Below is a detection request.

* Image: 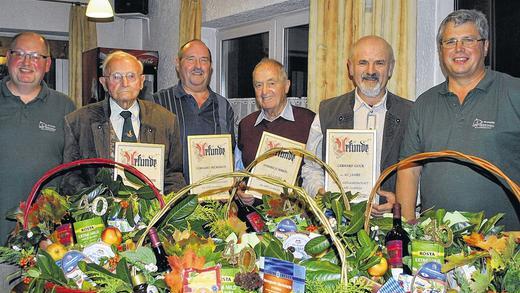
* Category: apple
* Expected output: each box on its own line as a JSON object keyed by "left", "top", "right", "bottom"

{"left": 101, "top": 226, "right": 123, "bottom": 246}
{"left": 46, "top": 242, "right": 68, "bottom": 261}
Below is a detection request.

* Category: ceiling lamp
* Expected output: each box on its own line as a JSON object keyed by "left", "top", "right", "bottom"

{"left": 86, "top": 0, "right": 114, "bottom": 19}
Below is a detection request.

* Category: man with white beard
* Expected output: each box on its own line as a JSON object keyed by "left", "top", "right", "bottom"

{"left": 301, "top": 36, "right": 413, "bottom": 214}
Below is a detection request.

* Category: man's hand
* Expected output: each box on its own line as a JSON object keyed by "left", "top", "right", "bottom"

{"left": 371, "top": 189, "right": 396, "bottom": 216}
{"left": 237, "top": 181, "right": 256, "bottom": 205}
{"left": 317, "top": 187, "right": 326, "bottom": 196}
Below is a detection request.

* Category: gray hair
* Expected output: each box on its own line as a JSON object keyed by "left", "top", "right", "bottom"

{"left": 101, "top": 50, "right": 143, "bottom": 76}
{"left": 437, "top": 9, "right": 489, "bottom": 45}
{"left": 252, "top": 58, "right": 288, "bottom": 81}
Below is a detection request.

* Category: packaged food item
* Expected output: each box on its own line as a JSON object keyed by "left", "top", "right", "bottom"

{"left": 220, "top": 267, "right": 242, "bottom": 293}
{"left": 411, "top": 262, "right": 447, "bottom": 293}
{"left": 82, "top": 242, "right": 115, "bottom": 265}
{"left": 282, "top": 233, "right": 312, "bottom": 260}
{"left": 60, "top": 250, "right": 94, "bottom": 288}
{"left": 182, "top": 265, "right": 221, "bottom": 292}
{"left": 73, "top": 217, "right": 105, "bottom": 246}
{"left": 259, "top": 257, "right": 306, "bottom": 293}
{"left": 55, "top": 223, "right": 74, "bottom": 246}
{"left": 411, "top": 240, "right": 444, "bottom": 274}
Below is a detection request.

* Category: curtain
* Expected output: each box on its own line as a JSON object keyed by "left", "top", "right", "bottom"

{"left": 307, "top": 0, "right": 416, "bottom": 111}
{"left": 179, "top": 0, "right": 202, "bottom": 47}
{"left": 68, "top": 5, "right": 97, "bottom": 107}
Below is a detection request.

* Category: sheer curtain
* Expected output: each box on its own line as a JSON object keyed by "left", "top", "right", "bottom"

{"left": 179, "top": 0, "right": 202, "bottom": 47}
{"left": 68, "top": 5, "right": 97, "bottom": 107}
{"left": 307, "top": 0, "right": 416, "bottom": 111}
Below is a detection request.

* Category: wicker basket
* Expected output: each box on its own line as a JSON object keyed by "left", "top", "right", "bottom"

{"left": 363, "top": 150, "right": 520, "bottom": 231}
{"left": 137, "top": 170, "right": 349, "bottom": 283}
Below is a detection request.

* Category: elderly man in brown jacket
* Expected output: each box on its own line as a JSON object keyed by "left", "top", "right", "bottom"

{"left": 62, "top": 51, "right": 185, "bottom": 194}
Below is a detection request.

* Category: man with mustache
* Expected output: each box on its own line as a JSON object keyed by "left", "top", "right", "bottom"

{"left": 0, "top": 31, "right": 75, "bottom": 289}
{"left": 397, "top": 10, "right": 520, "bottom": 229}
{"left": 149, "top": 39, "right": 235, "bottom": 183}
{"left": 302, "top": 36, "right": 413, "bottom": 214}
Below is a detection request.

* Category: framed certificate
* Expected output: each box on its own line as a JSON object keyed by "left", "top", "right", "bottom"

{"left": 325, "top": 129, "right": 377, "bottom": 202}
{"left": 187, "top": 134, "right": 234, "bottom": 201}
{"left": 248, "top": 132, "right": 305, "bottom": 198}
{"left": 115, "top": 142, "right": 165, "bottom": 193}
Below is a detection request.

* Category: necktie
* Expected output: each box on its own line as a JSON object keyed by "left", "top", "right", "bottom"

{"left": 120, "top": 111, "right": 137, "bottom": 142}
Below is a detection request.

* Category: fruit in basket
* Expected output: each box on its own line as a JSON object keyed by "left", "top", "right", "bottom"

{"left": 101, "top": 226, "right": 123, "bottom": 246}
{"left": 368, "top": 255, "right": 388, "bottom": 277}
{"left": 46, "top": 242, "right": 68, "bottom": 261}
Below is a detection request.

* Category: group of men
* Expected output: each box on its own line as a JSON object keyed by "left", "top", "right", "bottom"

{"left": 1, "top": 9, "right": 519, "bottom": 253}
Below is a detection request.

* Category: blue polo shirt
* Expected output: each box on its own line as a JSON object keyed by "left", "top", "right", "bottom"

{"left": 0, "top": 77, "right": 75, "bottom": 244}
{"left": 400, "top": 70, "right": 520, "bottom": 229}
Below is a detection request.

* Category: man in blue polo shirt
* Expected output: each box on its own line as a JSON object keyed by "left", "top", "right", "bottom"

{"left": 0, "top": 32, "right": 75, "bottom": 289}
{"left": 150, "top": 39, "right": 235, "bottom": 183}
{"left": 397, "top": 10, "right": 520, "bottom": 229}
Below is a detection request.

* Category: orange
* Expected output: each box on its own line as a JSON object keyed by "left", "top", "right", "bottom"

{"left": 367, "top": 256, "right": 388, "bottom": 277}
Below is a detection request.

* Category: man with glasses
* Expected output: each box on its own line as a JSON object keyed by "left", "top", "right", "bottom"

{"left": 149, "top": 39, "right": 235, "bottom": 183}
{"left": 397, "top": 10, "right": 520, "bottom": 229}
{"left": 62, "top": 51, "right": 185, "bottom": 195}
{"left": 0, "top": 32, "right": 75, "bottom": 245}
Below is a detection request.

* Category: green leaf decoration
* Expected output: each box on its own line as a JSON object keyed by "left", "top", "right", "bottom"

{"left": 341, "top": 201, "right": 366, "bottom": 235}
{"left": 82, "top": 184, "right": 108, "bottom": 202}
{"left": 162, "top": 194, "right": 198, "bottom": 223}
{"left": 115, "top": 258, "right": 132, "bottom": 284}
{"left": 442, "top": 251, "right": 488, "bottom": 273}
{"left": 331, "top": 197, "right": 344, "bottom": 229}
{"left": 469, "top": 270, "right": 493, "bottom": 293}
{"left": 504, "top": 267, "right": 520, "bottom": 293}
{"left": 36, "top": 250, "right": 67, "bottom": 285}
{"left": 479, "top": 213, "right": 504, "bottom": 235}
{"left": 357, "top": 230, "right": 372, "bottom": 248}
{"left": 304, "top": 236, "right": 330, "bottom": 256}
{"left": 95, "top": 168, "right": 113, "bottom": 185}
{"left": 136, "top": 185, "right": 156, "bottom": 200}
{"left": 121, "top": 247, "right": 157, "bottom": 266}
{"left": 358, "top": 255, "right": 381, "bottom": 271}
{"left": 123, "top": 169, "right": 145, "bottom": 187}
{"left": 301, "top": 260, "right": 341, "bottom": 287}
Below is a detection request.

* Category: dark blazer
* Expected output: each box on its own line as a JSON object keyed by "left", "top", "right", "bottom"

{"left": 319, "top": 90, "right": 413, "bottom": 193}
{"left": 62, "top": 98, "right": 185, "bottom": 195}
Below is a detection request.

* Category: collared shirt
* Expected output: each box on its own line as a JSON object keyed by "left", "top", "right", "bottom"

{"left": 301, "top": 89, "right": 388, "bottom": 198}
{"left": 353, "top": 90, "right": 388, "bottom": 181}
{"left": 235, "top": 101, "right": 294, "bottom": 169}
{"left": 109, "top": 98, "right": 140, "bottom": 141}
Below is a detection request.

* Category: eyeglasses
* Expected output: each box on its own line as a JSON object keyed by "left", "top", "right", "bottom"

{"left": 104, "top": 72, "right": 140, "bottom": 83}
{"left": 440, "top": 37, "right": 486, "bottom": 49}
{"left": 8, "top": 50, "right": 49, "bottom": 62}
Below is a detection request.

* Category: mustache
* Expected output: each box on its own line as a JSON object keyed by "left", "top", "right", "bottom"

{"left": 191, "top": 68, "right": 205, "bottom": 74}
{"left": 362, "top": 73, "right": 379, "bottom": 81}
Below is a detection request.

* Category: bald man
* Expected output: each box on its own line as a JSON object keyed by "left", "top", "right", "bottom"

{"left": 302, "top": 35, "right": 413, "bottom": 214}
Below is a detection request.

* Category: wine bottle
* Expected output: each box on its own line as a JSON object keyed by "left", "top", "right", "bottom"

{"left": 385, "top": 203, "right": 411, "bottom": 278}
{"left": 234, "top": 196, "right": 265, "bottom": 233}
{"left": 131, "top": 269, "right": 159, "bottom": 293}
{"left": 148, "top": 227, "right": 171, "bottom": 273}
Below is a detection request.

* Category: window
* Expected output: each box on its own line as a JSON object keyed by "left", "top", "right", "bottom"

{"left": 216, "top": 10, "right": 309, "bottom": 99}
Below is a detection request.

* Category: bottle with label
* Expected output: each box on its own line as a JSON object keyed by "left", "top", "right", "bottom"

{"left": 148, "top": 227, "right": 171, "bottom": 273}
{"left": 234, "top": 196, "right": 266, "bottom": 233}
{"left": 385, "top": 203, "right": 411, "bottom": 278}
{"left": 131, "top": 270, "right": 159, "bottom": 293}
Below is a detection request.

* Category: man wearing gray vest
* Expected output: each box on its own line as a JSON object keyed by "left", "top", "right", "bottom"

{"left": 302, "top": 36, "right": 413, "bottom": 214}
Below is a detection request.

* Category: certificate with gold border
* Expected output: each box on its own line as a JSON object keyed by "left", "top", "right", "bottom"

{"left": 325, "top": 129, "right": 377, "bottom": 202}
{"left": 187, "top": 134, "right": 234, "bottom": 201}
{"left": 248, "top": 132, "right": 305, "bottom": 198}
{"left": 115, "top": 142, "right": 165, "bottom": 193}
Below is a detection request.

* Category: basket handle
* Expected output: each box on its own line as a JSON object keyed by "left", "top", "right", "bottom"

{"left": 23, "top": 158, "right": 165, "bottom": 229}
{"left": 364, "top": 150, "right": 520, "bottom": 231}
{"left": 137, "top": 171, "right": 349, "bottom": 284}
{"left": 242, "top": 147, "right": 350, "bottom": 211}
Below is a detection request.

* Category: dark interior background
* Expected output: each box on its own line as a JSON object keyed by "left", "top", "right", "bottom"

{"left": 456, "top": 0, "right": 520, "bottom": 77}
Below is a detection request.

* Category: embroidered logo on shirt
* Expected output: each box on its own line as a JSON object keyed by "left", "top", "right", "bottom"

{"left": 472, "top": 118, "right": 495, "bottom": 130}
{"left": 39, "top": 121, "right": 57, "bottom": 132}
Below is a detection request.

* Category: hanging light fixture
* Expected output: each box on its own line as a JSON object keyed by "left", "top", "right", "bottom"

{"left": 86, "top": 0, "right": 114, "bottom": 19}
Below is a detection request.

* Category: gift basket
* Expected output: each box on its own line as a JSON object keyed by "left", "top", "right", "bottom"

{"left": 361, "top": 150, "right": 520, "bottom": 293}
{"left": 1, "top": 158, "right": 166, "bottom": 292}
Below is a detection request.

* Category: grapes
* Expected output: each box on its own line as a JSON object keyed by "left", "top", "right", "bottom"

{"left": 234, "top": 272, "right": 263, "bottom": 291}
